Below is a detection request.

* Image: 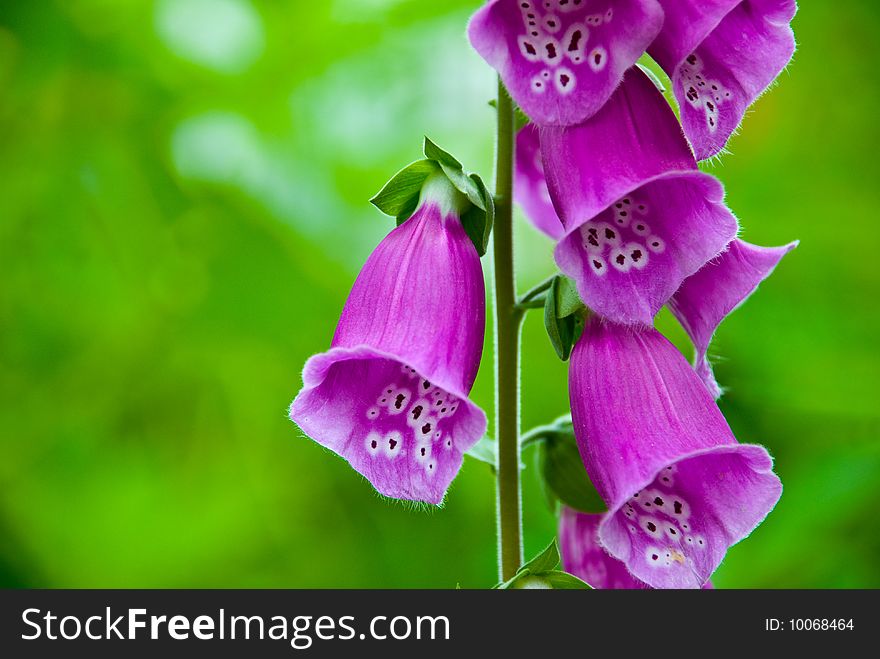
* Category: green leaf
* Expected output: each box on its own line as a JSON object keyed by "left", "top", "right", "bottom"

{"left": 465, "top": 435, "right": 496, "bottom": 467}
{"left": 369, "top": 159, "right": 439, "bottom": 219}
{"left": 543, "top": 276, "right": 586, "bottom": 361}
{"left": 538, "top": 431, "right": 606, "bottom": 514}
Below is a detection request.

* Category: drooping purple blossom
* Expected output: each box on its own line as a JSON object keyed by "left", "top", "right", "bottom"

{"left": 649, "top": 0, "right": 798, "bottom": 160}
{"left": 468, "top": 0, "right": 664, "bottom": 127}
{"left": 670, "top": 238, "right": 798, "bottom": 398}
{"left": 540, "top": 67, "right": 738, "bottom": 325}
{"left": 290, "top": 175, "right": 488, "bottom": 505}
{"left": 569, "top": 317, "right": 782, "bottom": 588}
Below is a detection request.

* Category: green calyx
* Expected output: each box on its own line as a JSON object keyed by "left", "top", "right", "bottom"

{"left": 369, "top": 137, "right": 495, "bottom": 256}
{"left": 543, "top": 275, "right": 588, "bottom": 361}
{"left": 495, "top": 539, "right": 591, "bottom": 590}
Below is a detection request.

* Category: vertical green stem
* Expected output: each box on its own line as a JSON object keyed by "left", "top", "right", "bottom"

{"left": 493, "top": 78, "right": 523, "bottom": 581}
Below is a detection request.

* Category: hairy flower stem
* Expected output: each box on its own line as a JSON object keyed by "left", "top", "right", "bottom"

{"left": 493, "top": 78, "right": 523, "bottom": 581}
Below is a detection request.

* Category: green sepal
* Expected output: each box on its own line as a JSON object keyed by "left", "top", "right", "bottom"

{"left": 537, "top": 426, "right": 607, "bottom": 515}
{"left": 370, "top": 159, "right": 440, "bottom": 219}
{"left": 521, "top": 538, "right": 560, "bottom": 574}
{"left": 464, "top": 435, "right": 497, "bottom": 467}
{"left": 538, "top": 571, "right": 592, "bottom": 589}
{"left": 636, "top": 61, "right": 667, "bottom": 93}
{"left": 423, "top": 137, "right": 494, "bottom": 256}
{"left": 495, "top": 539, "right": 592, "bottom": 589}
{"left": 543, "top": 275, "right": 587, "bottom": 361}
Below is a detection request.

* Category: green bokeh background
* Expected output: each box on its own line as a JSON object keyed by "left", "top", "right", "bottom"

{"left": 1, "top": 0, "right": 877, "bottom": 588}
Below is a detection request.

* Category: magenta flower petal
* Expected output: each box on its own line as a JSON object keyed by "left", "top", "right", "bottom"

{"left": 290, "top": 187, "right": 487, "bottom": 505}
{"left": 650, "top": 0, "right": 798, "bottom": 160}
{"left": 569, "top": 318, "right": 781, "bottom": 588}
{"left": 670, "top": 238, "right": 798, "bottom": 398}
{"left": 468, "top": 0, "right": 664, "bottom": 126}
{"left": 559, "top": 507, "right": 646, "bottom": 589}
{"left": 540, "top": 68, "right": 737, "bottom": 325}
{"left": 515, "top": 124, "right": 564, "bottom": 239}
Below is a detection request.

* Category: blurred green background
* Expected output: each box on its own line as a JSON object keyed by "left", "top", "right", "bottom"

{"left": 1, "top": 0, "right": 877, "bottom": 588}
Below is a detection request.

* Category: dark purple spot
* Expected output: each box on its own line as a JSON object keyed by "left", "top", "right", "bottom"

{"left": 674, "top": 501, "right": 683, "bottom": 514}
{"left": 615, "top": 254, "right": 626, "bottom": 265}
{"left": 394, "top": 394, "right": 406, "bottom": 409}
{"left": 631, "top": 249, "right": 643, "bottom": 262}
{"left": 545, "top": 43, "right": 558, "bottom": 60}
{"left": 371, "top": 440, "right": 377, "bottom": 449}
{"left": 653, "top": 496, "right": 664, "bottom": 506}
{"left": 411, "top": 405, "right": 424, "bottom": 420}
{"left": 604, "top": 228, "right": 616, "bottom": 240}
{"left": 592, "top": 260, "right": 603, "bottom": 270}
{"left": 421, "top": 423, "right": 432, "bottom": 435}
{"left": 647, "top": 522, "right": 657, "bottom": 532}
{"left": 559, "top": 74, "right": 570, "bottom": 87}
{"left": 388, "top": 438, "right": 398, "bottom": 450}
{"left": 568, "top": 30, "right": 582, "bottom": 51}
